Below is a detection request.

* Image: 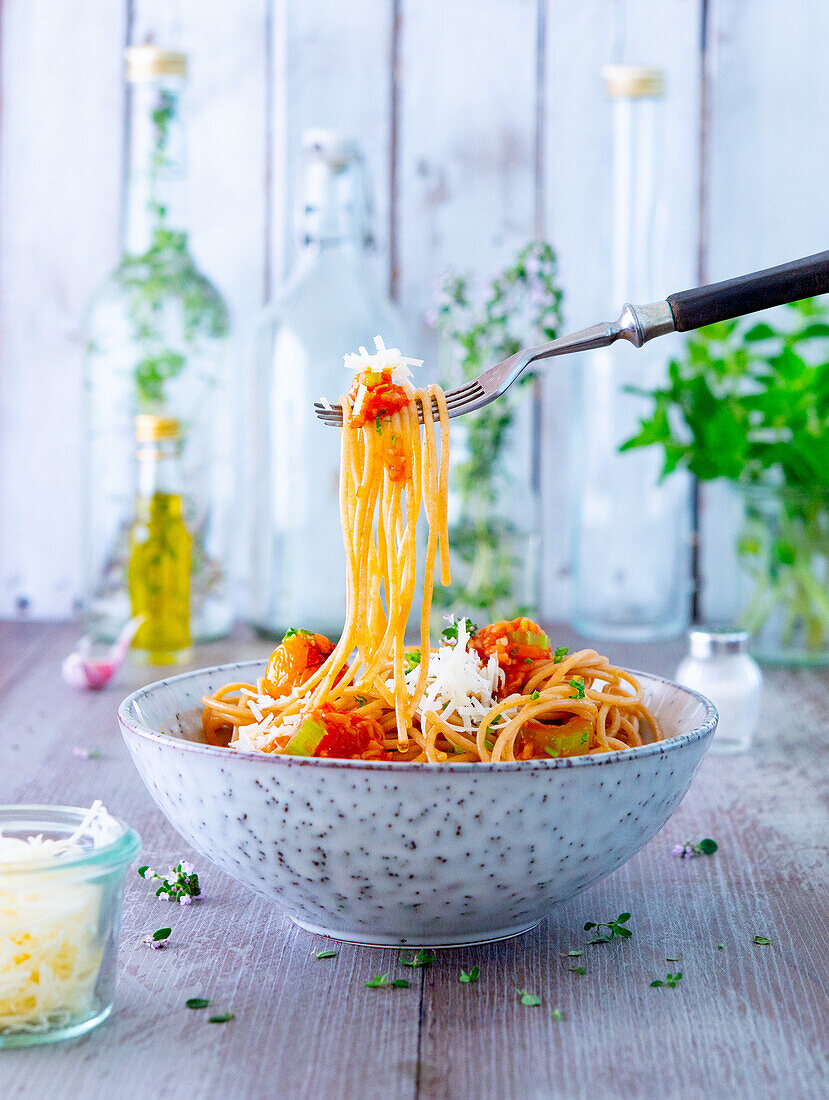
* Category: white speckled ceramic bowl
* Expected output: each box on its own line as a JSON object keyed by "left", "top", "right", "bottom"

{"left": 119, "top": 661, "right": 716, "bottom": 947}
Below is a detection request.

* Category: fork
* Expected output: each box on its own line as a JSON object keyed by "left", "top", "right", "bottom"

{"left": 314, "top": 249, "right": 829, "bottom": 425}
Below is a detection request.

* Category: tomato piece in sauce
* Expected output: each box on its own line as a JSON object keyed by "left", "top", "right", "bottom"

{"left": 311, "top": 706, "right": 389, "bottom": 760}
{"left": 469, "top": 617, "right": 552, "bottom": 696}
{"left": 347, "top": 367, "right": 409, "bottom": 430}
{"left": 264, "top": 629, "right": 335, "bottom": 698}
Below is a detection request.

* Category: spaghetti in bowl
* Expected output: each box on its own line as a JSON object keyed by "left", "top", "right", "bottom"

{"left": 119, "top": 661, "right": 716, "bottom": 947}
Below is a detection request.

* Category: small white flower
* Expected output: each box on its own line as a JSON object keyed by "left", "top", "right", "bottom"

{"left": 180, "top": 860, "right": 194, "bottom": 875}
{"left": 141, "top": 867, "right": 155, "bottom": 879}
{"left": 179, "top": 894, "right": 193, "bottom": 906}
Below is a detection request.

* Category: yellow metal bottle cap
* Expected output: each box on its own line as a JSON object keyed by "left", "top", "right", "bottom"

{"left": 135, "top": 414, "right": 181, "bottom": 442}
{"left": 603, "top": 65, "right": 665, "bottom": 98}
{"left": 125, "top": 46, "right": 187, "bottom": 82}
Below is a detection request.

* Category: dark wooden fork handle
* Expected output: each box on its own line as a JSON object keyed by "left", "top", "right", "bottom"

{"left": 667, "top": 250, "right": 829, "bottom": 332}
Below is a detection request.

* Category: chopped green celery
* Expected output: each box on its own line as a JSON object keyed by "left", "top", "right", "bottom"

{"left": 285, "top": 717, "right": 327, "bottom": 757}
{"left": 506, "top": 630, "right": 550, "bottom": 649}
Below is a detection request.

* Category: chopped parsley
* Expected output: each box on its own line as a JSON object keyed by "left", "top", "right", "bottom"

{"left": 354, "top": 695, "right": 367, "bottom": 707}
{"left": 531, "top": 690, "right": 540, "bottom": 700}
{"left": 441, "top": 618, "right": 478, "bottom": 645}
{"left": 399, "top": 949, "right": 436, "bottom": 969}
{"left": 375, "top": 415, "right": 382, "bottom": 435}
{"left": 208, "top": 1012, "right": 235, "bottom": 1024}
{"left": 583, "top": 911, "right": 632, "bottom": 944}
{"left": 315, "top": 950, "right": 338, "bottom": 959}
{"left": 567, "top": 950, "right": 583, "bottom": 957}
{"left": 569, "top": 677, "right": 586, "bottom": 700}
{"left": 516, "top": 989, "right": 542, "bottom": 1006}
{"left": 484, "top": 738, "right": 494, "bottom": 751}
{"left": 753, "top": 935, "right": 773, "bottom": 946}
{"left": 365, "top": 974, "right": 409, "bottom": 989}
{"left": 650, "top": 972, "right": 682, "bottom": 988}
{"left": 554, "top": 646, "right": 569, "bottom": 662}
{"left": 568, "top": 967, "right": 587, "bottom": 975}
{"left": 459, "top": 966, "right": 480, "bottom": 983}
{"left": 552, "top": 1008, "right": 564, "bottom": 1021}
{"left": 282, "top": 627, "right": 313, "bottom": 641}
{"left": 186, "top": 997, "right": 211, "bottom": 1010}
{"left": 404, "top": 650, "right": 422, "bottom": 673}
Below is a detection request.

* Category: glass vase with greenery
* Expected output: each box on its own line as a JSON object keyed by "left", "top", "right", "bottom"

{"left": 430, "top": 242, "right": 563, "bottom": 623}
{"left": 622, "top": 296, "right": 829, "bottom": 664}
{"left": 83, "top": 48, "right": 232, "bottom": 651}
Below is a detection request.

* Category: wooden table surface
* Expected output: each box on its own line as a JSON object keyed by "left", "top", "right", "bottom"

{"left": 1, "top": 620, "right": 827, "bottom": 1100}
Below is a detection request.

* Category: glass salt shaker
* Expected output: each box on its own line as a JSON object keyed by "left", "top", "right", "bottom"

{"left": 675, "top": 629, "right": 763, "bottom": 754}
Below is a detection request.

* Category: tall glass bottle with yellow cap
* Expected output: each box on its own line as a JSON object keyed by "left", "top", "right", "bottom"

{"left": 128, "top": 415, "right": 191, "bottom": 661}
{"left": 83, "top": 46, "right": 232, "bottom": 659}
{"left": 570, "top": 65, "right": 692, "bottom": 639}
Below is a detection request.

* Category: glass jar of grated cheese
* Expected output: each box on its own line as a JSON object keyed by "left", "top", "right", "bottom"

{"left": 0, "top": 803, "right": 140, "bottom": 1047}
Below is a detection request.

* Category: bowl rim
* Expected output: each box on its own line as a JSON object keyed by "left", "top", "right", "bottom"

{"left": 118, "top": 659, "right": 718, "bottom": 772}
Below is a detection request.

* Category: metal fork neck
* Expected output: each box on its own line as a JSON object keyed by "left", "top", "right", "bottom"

{"left": 615, "top": 300, "right": 676, "bottom": 347}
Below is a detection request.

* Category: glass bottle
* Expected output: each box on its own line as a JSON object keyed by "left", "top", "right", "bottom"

{"left": 570, "top": 66, "right": 692, "bottom": 640}
{"left": 83, "top": 46, "right": 232, "bottom": 650}
{"left": 251, "top": 130, "right": 411, "bottom": 637}
{"left": 128, "top": 415, "right": 191, "bottom": 663}
{"left": 675, "top": 628, "right": 762, "bottom": 753}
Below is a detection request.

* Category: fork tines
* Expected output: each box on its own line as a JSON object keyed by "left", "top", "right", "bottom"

{"left": 313, "top": 380, "right": 486, "bottom": 426}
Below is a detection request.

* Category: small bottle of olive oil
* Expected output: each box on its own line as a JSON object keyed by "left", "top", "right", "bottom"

{"left": 129, "top": 415, "right": 192, "bottom": 663}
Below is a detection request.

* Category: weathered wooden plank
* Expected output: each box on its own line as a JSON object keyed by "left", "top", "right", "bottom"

{"left": 269, "top": 0, "right": 395, "bottom": 290}
{"left": 0, "top": 624, "right": 421, "bottom": 1100}
{"left": 699, "top": 0, "right": 829, "bottom": 620}
{"left": 0, "top": 0, "right": 126, "bottom": 619}
{"left": 1, "top": 623, "right": 828, "bottom": 1098}
{"left": 418, "top": 670, "right": 829, "bottom": 1100}
{"left": 541, "top": 0, "right": 702, "bottom": 621}
{"left": 397, "top": 0, "right": 539, "bottom": 324}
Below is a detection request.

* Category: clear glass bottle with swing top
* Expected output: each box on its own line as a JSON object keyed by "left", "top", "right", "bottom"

{"left": 82, "top": 46, "right": 232, "bottom": 655}
{"left": 250, "top": 130, "right": 412, "bottom": 638}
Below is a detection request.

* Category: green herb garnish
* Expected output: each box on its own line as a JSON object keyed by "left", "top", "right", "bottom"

{"left": 354, "top": 695, "right": 367, "bottom": 707}
{"left": 441, "top": 618, "right": 478, "bottom": 645}
{"left": 459, "top": 966, "right": 480, "bottom": 983}
{"left": 531, "top": 690, "right": 540, "bottom": 700}
{"left": 365, "top": 974, "right": 409, "bottom": 989}
{"left": 375, "top": 416, "right": 382, "bottom": 435}
{"left": 650, "top": 972, "right": 682, "bottom": 988}
{"left": 552, "top": 1008, "right": 564, "bottom": 1021}
{"left": 569, "top": 967, "right": 587, "bottom": 975}
{"left": 404, "top": 650, "right": 422, "bottom": 673}
{"left": 399, "top": 949, "right": 436, "bottom": 969}
{"left": 554, "top": 646, "right": 569, "bottom": 662}
{"left": 753, "top": 935, "right": 773, "bottom": 946}
{"left": 517, "top": 989, "right": 542, "bottom": 1006}
{"left": 315, "top": 950, "right": 338, "bottom": 959}
{"left": 152, "top": 927, "right": 171, "bottom": 942}
{"left": 186, "top": 998, "right": 211, "bottom": 1010}
{"left": 208, "top": 1012, "right": 235, "bottom": 1023}
{"left": 583, "top": 912, "right": 632, "bottom": 944}
{"left": 567, "top": 950, "right": 583, "bottom": 957}
{"left": 569, "top": 677, "right": 586, "bottom": 700}
{"left": 283, "top": 627, "right": 313, "bottom": 641}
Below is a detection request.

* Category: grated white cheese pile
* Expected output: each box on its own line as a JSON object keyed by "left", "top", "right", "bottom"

{"left": 401, "top": 618, "right": 507, "bottom": 734}
{"left": 0, "top": 802, "right": 118, "bottom": 1034}
{"left": 343, "top": 334, "right": 423, "bottom": 390}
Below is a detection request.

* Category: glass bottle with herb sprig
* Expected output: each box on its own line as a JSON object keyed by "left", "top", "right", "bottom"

{"left": 431, "top": 242, "right": 563, "bottom": 625}
{"left": 83, "top": 46, "right": 232, "bottom": 652}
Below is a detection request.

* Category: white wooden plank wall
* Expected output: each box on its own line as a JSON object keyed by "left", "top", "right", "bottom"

{"left": 0, "top": 0, "right": 825, "bottom": 627}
